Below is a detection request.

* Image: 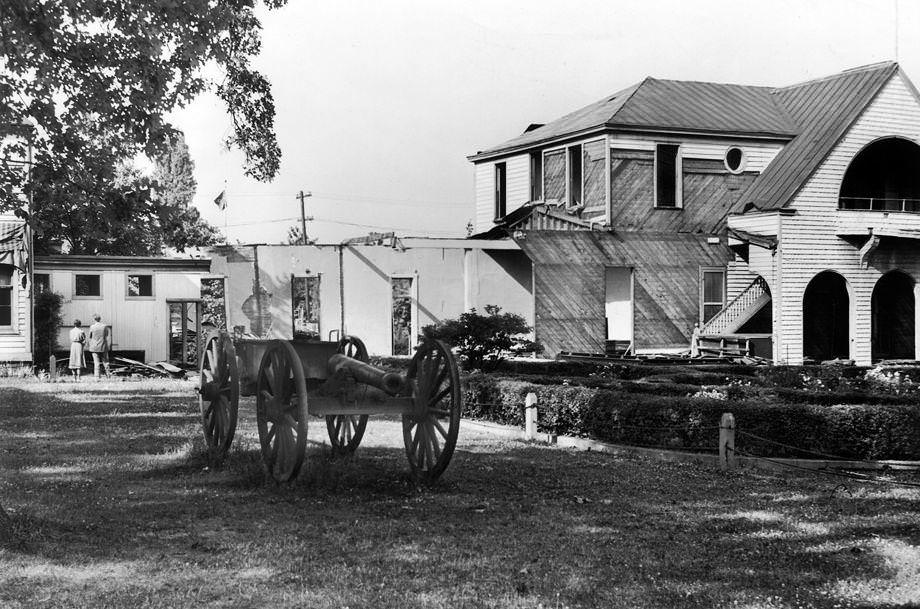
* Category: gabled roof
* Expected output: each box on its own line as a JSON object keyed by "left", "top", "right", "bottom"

{"left": 470, "top": 61, "right": 904, "bottom": 211}
{"left": 740, "top": 61, "right": 899, "bottom": 210}
{"left": 470, "top": 77, "right": 798, "bottom": 161}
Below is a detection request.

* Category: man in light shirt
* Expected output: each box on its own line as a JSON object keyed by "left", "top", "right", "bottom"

{"left": 87, "top": 313, "right": 112, "bottom": 379}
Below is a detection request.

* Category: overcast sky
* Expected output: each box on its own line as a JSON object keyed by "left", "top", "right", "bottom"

{"left": 173, "top": 0, "right": 920, "bottom": 245}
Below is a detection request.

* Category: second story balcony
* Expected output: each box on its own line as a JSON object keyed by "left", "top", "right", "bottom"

{"left": 839, "top": 197, "right": 920, "bottom": 213}
{"left": 838, "top": 136, "right": 920, "bottom": 214}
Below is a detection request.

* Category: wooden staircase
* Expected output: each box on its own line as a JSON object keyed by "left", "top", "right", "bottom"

{"left": 700, "top": 276, "right": 771, "bottom": 336}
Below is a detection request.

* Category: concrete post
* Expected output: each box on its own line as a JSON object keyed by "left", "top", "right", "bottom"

{"left": 49, "top": 354, "right": 57, "bottom": 381}
{"left": 524, "top": 392, "right": 538, "bottom": 440}
{"left": 719, "top": 412, "right": 736, "bottom": 470}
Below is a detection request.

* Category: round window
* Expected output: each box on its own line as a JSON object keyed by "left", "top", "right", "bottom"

{"left": 725, "top": 147, "right": 745, "bottom": 173}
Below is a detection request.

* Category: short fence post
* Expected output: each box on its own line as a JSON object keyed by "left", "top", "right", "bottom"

{"left": 49, "top": 355, "right": 57, "bottom": 381}
{"left": 719, "top": 412, "right": 736, "bottom": 470}
{"left": 524, "top": 392, "right": 538, "bottom": 441}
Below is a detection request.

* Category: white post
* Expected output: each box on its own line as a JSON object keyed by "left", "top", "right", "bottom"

{"left": 719, "top": 412, "right": 736, "bottom": 470}
{"left": 49, "top": 354, "right": 57, "bottom": 381}
{"left": 524, "top": 392, "right": 538, "bottom": 440}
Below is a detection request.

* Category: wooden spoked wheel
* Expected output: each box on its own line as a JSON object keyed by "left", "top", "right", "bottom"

{"left": 402, "top": 339, "right": 461, "bottom": 482}
{"left": 198, "top": 332, "right": 239, "bottom": 461}
{"left": 326, "top": 336, "right": 370, "bottom": 454}
{"left": 256, "top": 341, "right": 309, "bottom": 483}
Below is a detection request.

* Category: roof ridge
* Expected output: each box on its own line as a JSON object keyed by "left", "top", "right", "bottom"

{"left": 606, "top": 76, "right": 648, "bottom": 123}
{"left": 777, "top": 61, "right": 898, "bottom": 92}
{"left": 645, "top": 76, "right": 777, "bottom": 90}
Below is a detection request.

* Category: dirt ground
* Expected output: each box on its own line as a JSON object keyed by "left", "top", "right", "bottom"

{"left": 1, "top": 378, "right": 919, "bottom": 608}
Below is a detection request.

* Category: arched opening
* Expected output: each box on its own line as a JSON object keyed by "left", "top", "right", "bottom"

{"left": 803, "top": 271, "right": 849, "bottom": 362}
{"left": 839, "top": 137, "right": 920, "bottom": 211}
{"left": 872, "top": 270, "right": 915, "bottom": 361}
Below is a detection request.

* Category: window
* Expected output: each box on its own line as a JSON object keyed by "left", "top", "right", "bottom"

{"left": 530, "top": 152, "right": 543, "bottom": 201}
{"left": 200, "top": 277, "right": 227, "bottom": 329}
{"left": 543, "top": 149, "right": 566, "bottom": 201}
{"left": 127, "top": 274, "right": 153, "bottom": 297}
{"left": 391, "top": 277, "right": 414, "bottom": 356}
{"left": 0, "top": 265, "right": 12, "bottom": 327}
{"left": 494, "top": 162, "right": 507, "bottom": 220}
{"left": 34, "top": 273, "right": 50, "bottom": 295}
{"left": 74, "top": 274, "right": 101, "bottom": 298}
{"left": 701, "top": 268, "right": 726, "bottom": 323}
{"left": 568, "top": 144, "right": 582, "bottom": 207}
{"left": 655, "top": 144, "right": 680, "bottom": 208}
{"left": 292, "top": 275, "right": 320, "bottom": 338}
{"left": 724, "top": 147, "right": 745, "bottom": 173}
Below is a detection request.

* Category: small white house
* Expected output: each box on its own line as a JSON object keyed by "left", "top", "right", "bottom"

{"left": 0, "top": 214, "right": 31, "bottom": 362}
{"left": 35, "top": 255, "right": 211, "bottom": 364}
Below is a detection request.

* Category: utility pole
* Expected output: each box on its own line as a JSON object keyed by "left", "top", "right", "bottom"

{"left": 296, "top": 190, "right": 313, "bottom": 245}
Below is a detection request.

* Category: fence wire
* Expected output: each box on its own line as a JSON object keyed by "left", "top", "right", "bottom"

{"left": 736, "top": 430, "right": 877, "bottom": 463}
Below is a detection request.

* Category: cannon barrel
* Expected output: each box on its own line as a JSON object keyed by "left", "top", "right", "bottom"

{"left": 326, "top": 353, "right": 406, "bottom": 395}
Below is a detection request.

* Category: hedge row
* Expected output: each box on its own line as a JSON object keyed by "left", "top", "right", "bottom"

{"left": 463, "top": 374, "right": 920, "bottom": 460}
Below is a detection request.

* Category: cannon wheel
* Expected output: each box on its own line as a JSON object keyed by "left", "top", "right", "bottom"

{"left": 326, "top": 336, "right": 370, "bottom": 454}
{"left": 402, "top": 339, "right": 461, "bottom": 482}
{"left": 256, "top": 340, "right": 309, "bottom": 482}
{"left": 198, "top": 331, "right": 239, "bottom": 461}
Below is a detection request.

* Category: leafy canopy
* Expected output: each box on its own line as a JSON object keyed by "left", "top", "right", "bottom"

{"left": 422, "top": 305, "right": 542, "bottom": 370}
{"left": 0, "top": 0, "right": 286, "bottom": 217}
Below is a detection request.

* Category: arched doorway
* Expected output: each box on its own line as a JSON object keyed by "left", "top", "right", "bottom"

{"left": 803, "top": 271, "right": 849, "bottom": 362}
{"left": 872, "top": 271, "right": 915, "bottom": 361}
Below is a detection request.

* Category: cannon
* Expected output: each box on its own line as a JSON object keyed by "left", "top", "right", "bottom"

{"left": 197, "top": 333, "right": 461, "bottom": 483}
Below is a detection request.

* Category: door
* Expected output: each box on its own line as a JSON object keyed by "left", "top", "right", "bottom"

{"left": 605, "top": 267, "right": 633, "bottom": 345}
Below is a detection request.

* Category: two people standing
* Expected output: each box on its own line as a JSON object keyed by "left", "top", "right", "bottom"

{"left": 67, "top": 313, "right": 112, "bottom": 380}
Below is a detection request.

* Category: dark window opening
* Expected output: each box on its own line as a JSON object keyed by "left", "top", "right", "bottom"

{"left": 701, "top": 268, "right": 725, "bottom": 323}
{"left": 200, "top": 277, "right": 227, "bottom": 329}
{"left": 568, "top": 144, "right": 582, "bottom": 207}
{"left": 391, "top": 277, "right": 413, "bottom": 356}
{"left": 530, "top": 152, "right": 543, "bottom": 201}
{"left": 803, "top": 271, "right": 849, "bottom": 362}
{"left": 127, "top": 274, "right": 153, "bottom": 297}
{"left": 0, "top": 265, "right": 11, "bottom": 326}
{"left": 839, "top": 137, "right": 920, "bottom": 212}
{"left": 75, "top": 274, "right": 101, "bottom": 297}
{"left": 872, "top": 271, "right": 915, "bottom": 361}
{"left": 494, "top": 162, "right": 507, "bottom": 220}
{"left": 34, "top": 273, "right": 50, "bottom": 294}
{"left": 656, "top": 144, "right": 679, "bottom": 207}
{"left": 725, "top": 147, "right": 744, "bottom": 173}
{"left": 292, "top": 275, "right": 320, "bottom": 339}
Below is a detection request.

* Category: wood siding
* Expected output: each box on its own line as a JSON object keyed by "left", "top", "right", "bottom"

{"left": 473, "top": 155, "right": 530, "bottom": 234}
{"left": 775, "top": 71, "right": 920, "bottom": 364}
{"left": 609, "top": 135, "right": 783, "bottom": 174}
{"left": 609, "top": 152, "right": 757, "bottom": 233}
{"left": 517, "top": 231, "right": 731, "bottom": 355}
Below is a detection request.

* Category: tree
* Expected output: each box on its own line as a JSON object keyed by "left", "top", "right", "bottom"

{"left": 422, "top": 305, "right": 543, "bottom": 370}
{"left": 285, "top": 224, "right": 315, "bottom": 245}
{"left": 0, "top": 0, "right": 287, "bottom": 218}
{"left": 28, "top": 129, "right": 221, "bottom": 255}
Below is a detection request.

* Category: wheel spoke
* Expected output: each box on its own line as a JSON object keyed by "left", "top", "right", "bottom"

{"left": 432, "top": 418, "right": 449, "bottom": 440}
{"left": 428, "top": 385, "right": 452, "bottom": 409}
{"left": 423, "top": 424, "right": 435, "bottom": 469}
{"left": 427, "top": 421, "right": 441, "bottom": 462}
{"left": 265, "top": 423, "right": 277, "bottom": 445}
{"left": 260, "top": 361, "right": 275, "bottom": 397}
{"left": 429, "top": 407, "right": 450, "bottom": 416}
{"left": 203, "top": 401, "right": 214, "bottom": 418}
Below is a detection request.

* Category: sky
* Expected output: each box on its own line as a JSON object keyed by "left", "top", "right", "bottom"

{"left": 174, "top": 0, "right": 920, "bottom": 245}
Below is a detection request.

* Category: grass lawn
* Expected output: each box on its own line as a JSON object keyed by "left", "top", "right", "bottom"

{"left": 1, "top": 378, "right": 919, "bottom": 608}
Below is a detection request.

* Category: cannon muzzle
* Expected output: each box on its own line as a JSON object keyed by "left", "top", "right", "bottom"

{"left": 326, "top": 353, "right": 406, "bottom": 395}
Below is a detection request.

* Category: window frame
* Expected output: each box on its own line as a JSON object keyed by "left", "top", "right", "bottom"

{"left": 125, "top": 272, "right": 155, "bottom": 299}
{"left": 654, "top": 143, "right": 683, "bottom": 209}
{"left": 529, "top": 151, "right": 543, "bottom": 201}
{"left": 33, "top": 273, "right": 51, "bottom": 295}
{"left": 700, "top": 266, "right": 727, "bottom": 324}
{"left": 0, "top": 265, "right": 14, "bottom": 330}
{"left": 291, "top": 274, "right": 321, "bottom": 338}
{"left": 493, "top": 162, "right": 507, "bottom": 221}
{"left": 73, "top": 273, "right": 103, "bottom": 300}
{"left": 724, "top": 146, "right": 747, "bottom": 174}
{"left": 541, "top": 137, "right": 608, "bottom": 210}
{"left": 389, "top": 273, "right": 418, "bottom": 357}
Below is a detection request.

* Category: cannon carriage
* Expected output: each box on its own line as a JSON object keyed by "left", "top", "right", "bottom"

{"left": 197, "top": 333, "right": 461, "bottom": 483}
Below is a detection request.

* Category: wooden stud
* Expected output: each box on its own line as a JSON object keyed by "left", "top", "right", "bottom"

{"left": 524, "top": 392, "right": 538, "bottom": 440}
{"left": 719, "top": 412, "right": 736, "bottom": 470}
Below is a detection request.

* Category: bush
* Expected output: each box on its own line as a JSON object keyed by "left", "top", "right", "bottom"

{"left": 34, "top": 291, "right": 63, "bottom": 370}
{"left": 422, "top": 305, "right": 542, "bottom": 370}
{"left": 464, "top": 374, "right": 920, "bottom": 460}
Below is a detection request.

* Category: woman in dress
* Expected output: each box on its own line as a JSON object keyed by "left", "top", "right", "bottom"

{"left": 68, "top": 319, "right": 86, "bottom": 381}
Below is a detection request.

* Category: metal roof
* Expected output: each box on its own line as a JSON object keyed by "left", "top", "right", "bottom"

{"left": 470, "top": 77, "right": 798, "bottom": 161}
{"left": 35, "top": 254, "right": 211, "bottom": 271}
{"left": 740, "top": 61, "right": 899, "bottom": 210}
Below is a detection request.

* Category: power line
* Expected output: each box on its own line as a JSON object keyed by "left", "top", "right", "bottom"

{"left": 213, "top": 190, "right": 469, "bottom": 208}
{"left": 218, "top": 215, "right": 462, "bottom": 235}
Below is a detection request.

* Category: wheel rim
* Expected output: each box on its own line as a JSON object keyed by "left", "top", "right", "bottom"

{"left": 198, "top": 332, "right": 238, "bottom": 460}
{"left": 402, "top": 339, "right": 461, "bottom": 481}
{"left": 326, "top": 336, "right": 370, "bottom": 453}
{"left": 256, "top": 341, "right": 309, "bottom": 482}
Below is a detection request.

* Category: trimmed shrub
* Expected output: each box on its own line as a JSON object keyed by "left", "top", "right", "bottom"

{"left": 34, "top": 291, "right": 63, "bottom": 370}
{"left": 464, "top": 374, "right": 920, "bottom": 460}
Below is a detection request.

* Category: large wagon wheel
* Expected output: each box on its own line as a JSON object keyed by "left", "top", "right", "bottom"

{"left": 326, "top": 336, "right": 370, "bottom": 454}
{"left": 198, "top": 331, "right": 239, "bottom": 461}
{"left": 402, "top": 339, "right": 461, "bottom": 482}
{"left": 256, "top": 340, "right": 309, "bottom": 482}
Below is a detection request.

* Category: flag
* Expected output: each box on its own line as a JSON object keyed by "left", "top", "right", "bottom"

{"left": 214, "top": 190, "right": 226, "bottom": 210}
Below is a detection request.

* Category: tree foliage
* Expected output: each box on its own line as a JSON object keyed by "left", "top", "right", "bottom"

{"left": 0, "top": 0, "right": 286, "bottom": 218}
{"left": 422, "top": 305, "right": 542, "bottom": 370}
{"left": 33, "top": 289, "right": 63, "bottom": 369}
{"left": 285, "top": 224, "right": 315, "bottom": 245}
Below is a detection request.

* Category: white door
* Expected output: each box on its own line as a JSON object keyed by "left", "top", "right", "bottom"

{"left": 605, "top": 267, "right": 633, "bottom": 342}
